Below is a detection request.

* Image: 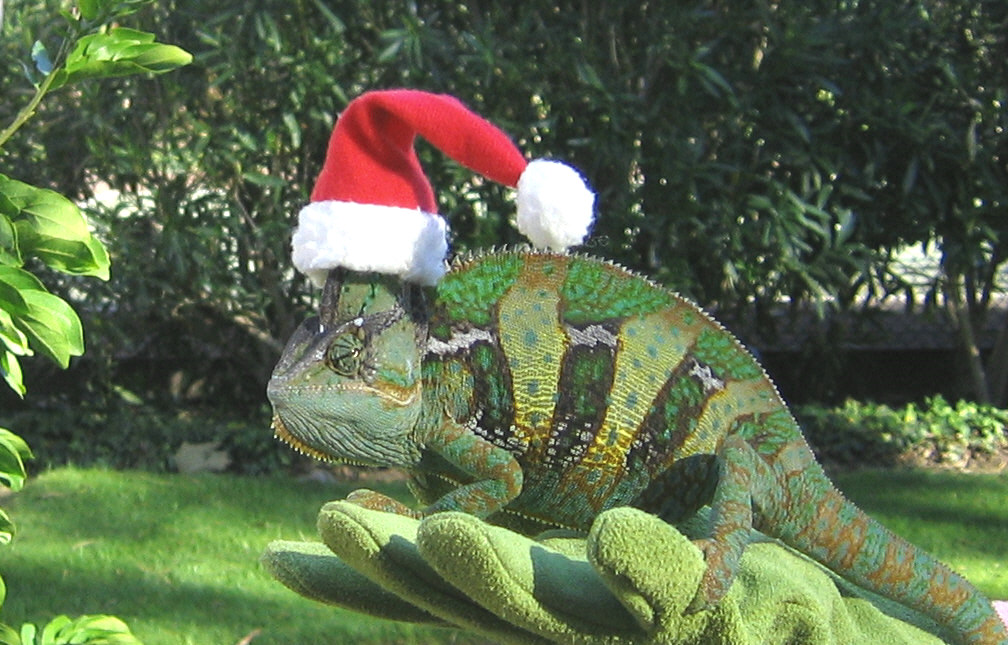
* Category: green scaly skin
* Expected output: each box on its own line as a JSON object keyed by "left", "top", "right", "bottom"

{"left": 267, "top": 250, "right": 1007, "bottom": 645}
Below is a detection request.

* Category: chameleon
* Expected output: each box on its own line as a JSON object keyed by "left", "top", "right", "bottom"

{"left": 267, "top": 249, "right": 1008, "bottom": 645}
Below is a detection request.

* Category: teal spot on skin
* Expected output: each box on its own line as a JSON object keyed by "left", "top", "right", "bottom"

{"left": 527, "top": 380, "right": 539, "bottom": 396}
{"left": 544, "top": 353, "right": 553, "bottom": 364}
{"left": 525, "top": 330, "right": 538, "bottom": 346}
{"left": 533, "top": 303, "right": 543, "bottom": 312}
{"left": 626, "top": 392, "right": 639, "bottom": 409}
{"left": 647, "top": 346, "right": 658, "bottom": 359}
{"left": 632, "top": 358, "right": 643, "bottom": 369}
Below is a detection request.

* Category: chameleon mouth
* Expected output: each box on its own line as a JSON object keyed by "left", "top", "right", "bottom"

{"left": 271, "top": 414, "right": 337, "bottom": 463}
{"left": 270, "top": 414, "right": 376, "bottom": 468}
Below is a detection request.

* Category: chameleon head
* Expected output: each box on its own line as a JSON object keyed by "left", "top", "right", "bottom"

{"left": 267, "top": 269, "right": 426, "bottom": 468}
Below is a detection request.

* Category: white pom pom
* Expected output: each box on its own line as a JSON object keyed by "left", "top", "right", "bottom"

{"left": 516, "top": 159, "right": 595, "bottom": 250}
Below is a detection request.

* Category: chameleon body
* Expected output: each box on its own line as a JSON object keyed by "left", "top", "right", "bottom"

{"left": 267, "top": 250, "right": 1007, "bottom": 645}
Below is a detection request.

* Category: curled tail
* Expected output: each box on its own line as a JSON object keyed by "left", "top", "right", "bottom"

{"left": 775, "top": 471, "right": 1007, "bottom": 645}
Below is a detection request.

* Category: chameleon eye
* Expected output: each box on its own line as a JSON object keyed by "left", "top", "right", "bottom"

{"left": 325, "top": 331, "right": 365, "bottom": 377}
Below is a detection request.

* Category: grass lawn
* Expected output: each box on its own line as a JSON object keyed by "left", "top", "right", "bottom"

{"left": 0, "top": 468, "right": 483, "bottom": 645}
{"left": 0, "top": 467, "right": 1005, "bottom": 644}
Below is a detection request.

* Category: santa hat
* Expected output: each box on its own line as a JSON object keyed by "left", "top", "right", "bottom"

{"left": 292, "top": 89, "right": 595, "bottom": 286}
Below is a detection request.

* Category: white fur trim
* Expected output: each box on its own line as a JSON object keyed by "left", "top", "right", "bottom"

{"left": 516, "top": 159, "right": 595, "bottom": 250}
{"left": 292, "top": 201, "right": 448, "bottom": 286}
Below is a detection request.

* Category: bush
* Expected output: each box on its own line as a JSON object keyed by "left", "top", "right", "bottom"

{"left": 0, "top": 400, "right": 287, "bottom": 476}
{"left": 798, "top": 396, "right": 1008, "bottom": 469}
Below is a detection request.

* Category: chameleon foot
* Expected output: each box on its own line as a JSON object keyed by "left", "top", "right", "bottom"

{"left": 346, "top": 489, "right": 421, "bottom": 518}
{"left": 686, "top": 537, "right": 735, "bottom": 613}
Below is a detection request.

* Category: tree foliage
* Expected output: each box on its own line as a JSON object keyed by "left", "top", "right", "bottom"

{"left": 2, "top": 0, "right": 1006, "bottom": 404}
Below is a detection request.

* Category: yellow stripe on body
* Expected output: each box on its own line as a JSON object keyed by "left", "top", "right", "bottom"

{"left": 672, "top": 379, "right": 779, "bottom": 461}
{"left": 496, "top": 256, "right": 569, "bottom": 455}
{"left": 580, "top": 303, "right": 705, "bottom": 472}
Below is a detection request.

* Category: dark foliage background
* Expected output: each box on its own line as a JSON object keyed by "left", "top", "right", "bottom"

{"left": 3, "top": 1, "right": 1006, "bottom": 428}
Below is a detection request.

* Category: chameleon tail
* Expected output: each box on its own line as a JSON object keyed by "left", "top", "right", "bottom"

{"left": 776, "top": 473, "right": 1007, "bottom": 645}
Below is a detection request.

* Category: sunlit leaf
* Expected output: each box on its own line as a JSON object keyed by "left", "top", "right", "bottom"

{"left": 36, "top": 615, "right": 140, "bottom": 645}
{"left": 19, "top": 623, "right": 36, "bottom": 645}
{"left": 12, "top": 227, "right": 110, "bottom": 280}
{"left": 56, "top": 27, "right": 192, "bottom": 89}
{"left": 0, "top": 214, "right": 21, "bottom": 267}
{"left": 0, "top": 428, "right": 31, "bottom": 492}
{"left": 0, "top": 176, "right": 89, "bottom": 240}
{"left": 11, "top": 290, "right": 84, "bottom": 368}
{"left": 0, "top": 621, "right": 18, "bottom": 645}
{"left": 0, "top": 266, "right": 45, "bottom": 293}
{"left": 0, "top": 350, "right": 26, "bottom": 398}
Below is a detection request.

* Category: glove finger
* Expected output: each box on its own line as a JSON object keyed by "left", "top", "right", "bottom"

{"left": 417, "top": 512, "right": 642, "bottom": 642}
{"left": 317, "top": 501, "right": 549, "bottom": 645}
{"left": 587, "top": 507, "right": 706, "bottom": 632}
{"left": 262, "top": 539, "right": 445, "bottom": 624}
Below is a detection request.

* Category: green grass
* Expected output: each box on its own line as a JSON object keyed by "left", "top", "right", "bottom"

{"left": 0, "top": 468, "right": 1004, "bottom": 644}
{"left": 0, "top": 468, "right": 482, "bottom": 645}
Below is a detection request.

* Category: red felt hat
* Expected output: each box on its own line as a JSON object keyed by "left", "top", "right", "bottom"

{"left": 292, "top": 89, "right": 595, "bottom": 286}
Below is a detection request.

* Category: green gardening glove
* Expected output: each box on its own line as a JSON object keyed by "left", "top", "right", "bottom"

{"left": 263, "top": 501, "right": 949, "bottom": 645}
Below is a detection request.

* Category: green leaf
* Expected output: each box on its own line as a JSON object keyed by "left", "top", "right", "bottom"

{"left": 77, "top": 0, "right": 100, "bottom": 20}
{"left": 11, "top": 290, "right": 84, "bottom": 369}
{"left": 12, "top": 227, "right": 110, "bottom": 280}
{"left": 0, "top": 281, "right": 29, "bottom": 318}
{"left": 37, "top": 615, "right": 139, "bottom": 645}
{"left": 0, "top": 214, "right": 22, "bottom": 267}
{"left": 1, "top": 350, "right": 26, "bottom": 398}
{"left": 18, "top": 623, "right": 34, "bottom": 645}
{"left": 0, "top": 177, "right": 110, "bottom": 278}
{"left": 57, "top": 27, "right": 192, "bottom": 89}
{"left": 0, "top": 266, "right": 45, "bottom": 294}
{"left": 0, "top": 427, "right": 33, "bottom": 492}
{"left": 0, "top": 308, "right": 32, "bottom": 353}
{"left": 0, "top": 190, "right": 18, "bottom": 219}
{"left": 0, "top": 622, "right": 18, "bottom": 645}
{"left": 39, "top": 615, "right": 69, "bottom": 645}
{"left": 241, "top": 172, "right": 285, "bottom": 189}
{"left": 0, "top": 509, "right": 14, "bottom": 545}
{"left": 0, "top": 176, "right": 89, "bottom": 240}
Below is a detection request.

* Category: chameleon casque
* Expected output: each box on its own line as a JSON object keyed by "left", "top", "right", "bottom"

{"left": 267, "top": 250, "right": 1008, "bottom": 645}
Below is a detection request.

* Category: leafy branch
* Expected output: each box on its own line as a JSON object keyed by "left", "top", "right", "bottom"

{"left": 0, "top": 1, "right": 190, "bottom": 643}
